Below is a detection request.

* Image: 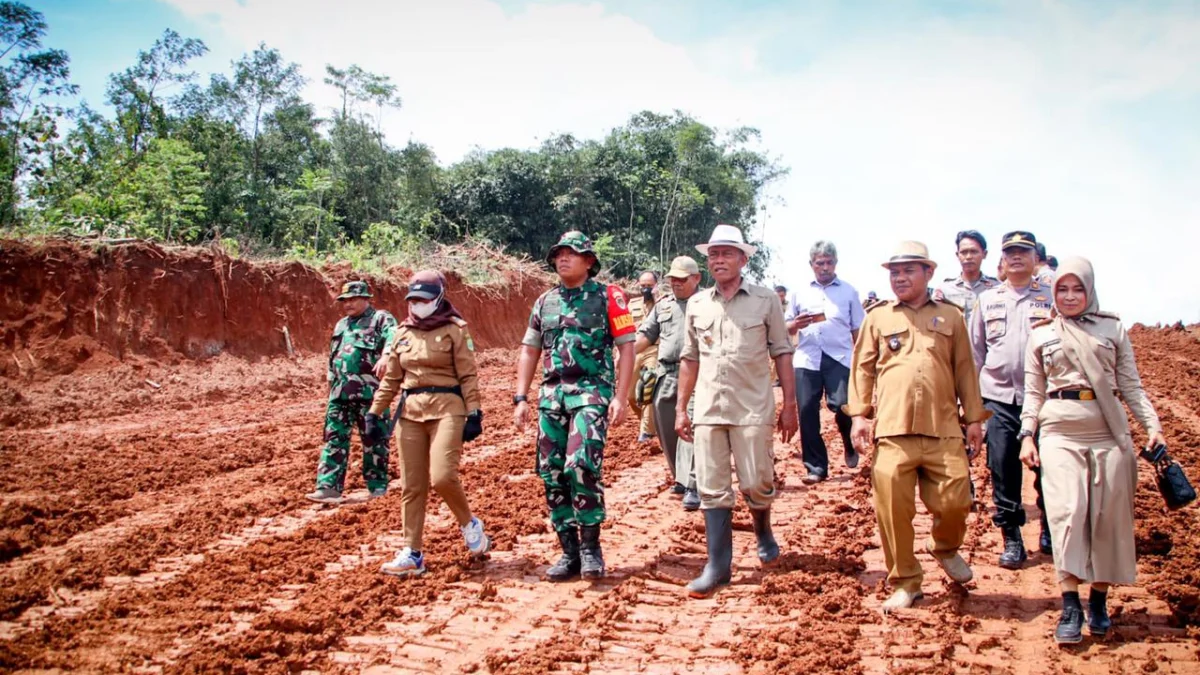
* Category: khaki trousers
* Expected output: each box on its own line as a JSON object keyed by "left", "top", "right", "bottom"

{"left": 694, "top": 424, "right": 775, "bottom": 510}
{"left": 1040, "top": 399, "right": 1137, "bottom": 585}
{"left": 872, "top": 435, "right": 971, "bottom": 593}
{"left": 399, "top": 416, "right": 472, "bottom": 550}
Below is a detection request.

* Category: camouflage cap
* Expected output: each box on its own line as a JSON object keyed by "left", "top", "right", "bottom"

{"left": 336, "top": 280, "right": 373, "bottom": 300}
{"left": 547, "top": 230, "right": 601, "bottom": 278}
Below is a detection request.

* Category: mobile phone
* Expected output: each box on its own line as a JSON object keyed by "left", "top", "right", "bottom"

{"left": 1139, "top": 443, "right": 1168, "bottom": 464}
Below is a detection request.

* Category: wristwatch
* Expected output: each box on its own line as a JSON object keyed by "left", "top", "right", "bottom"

{"left": 1017, "top": 429, "right": 1035, "bottom": 441}
{"left": 512, "top": 394, "right": 528, "bottom": 405}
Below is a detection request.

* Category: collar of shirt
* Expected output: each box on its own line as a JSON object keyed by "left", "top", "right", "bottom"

{"left": 707, "top": 277, "right": 750, "bottom": 302}
{"left": 810, "top": 276, "right": 841, "bottom": 289}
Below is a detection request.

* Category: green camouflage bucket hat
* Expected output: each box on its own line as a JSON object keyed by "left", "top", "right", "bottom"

{"left": 547, "top": 230, "right": 601, "bottom": 278}
{"left": 336, "top": 280, "right": 373, "bottom": 300}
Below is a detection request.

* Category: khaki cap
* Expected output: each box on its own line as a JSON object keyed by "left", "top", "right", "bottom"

{"left": 666, "top": 256, "right": 700, "bottom": 278}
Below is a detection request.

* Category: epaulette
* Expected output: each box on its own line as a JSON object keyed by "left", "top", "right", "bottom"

{"left": 943, "top": 276, "right": 957, "bottom": 282}
{"left": 934, "top": 298, "right": 964, "bottom": 313}
{"left": 450, "top": 316, "right": 468, "bottom": 328}
{"left": 1031, "top": 318, "right": 1053, "bottom": 329}
{"left": 865, "top": 299, "right": 891, "bottom": 313}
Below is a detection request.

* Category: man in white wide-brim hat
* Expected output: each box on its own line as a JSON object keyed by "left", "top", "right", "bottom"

{"left": 675, "top": 224, "right": 798, "bottom": 599}
{"left": 843, "top": 240, "right": 989, "bottom": 612}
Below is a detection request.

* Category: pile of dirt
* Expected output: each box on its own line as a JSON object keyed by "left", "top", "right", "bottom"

{"left": 0, "top": 238, "right": 550, "bottom": 380}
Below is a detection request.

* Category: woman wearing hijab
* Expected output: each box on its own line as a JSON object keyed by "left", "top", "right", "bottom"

{"left": 369, "top": 270, "right": 491, "bottom": 576}
{"left": 1018, "top": 257, "right": 1167, "bottom": 644}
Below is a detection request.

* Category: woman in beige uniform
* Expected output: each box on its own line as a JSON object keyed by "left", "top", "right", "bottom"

{"left": 1018, "top": 257, "right": 1166, "bottom": 644}
{"left": 370, "top": 270, "right": 491, "bottom": 576}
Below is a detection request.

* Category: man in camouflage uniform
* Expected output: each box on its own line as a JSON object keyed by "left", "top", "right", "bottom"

{"left": 627, "top": 270, "right": 660, "bottom": 443}
{"left": 513, "top": 231, "right": 637, "bottom": 581}
{"left": 306, "top": 280, "right": 398, "bottom": 504}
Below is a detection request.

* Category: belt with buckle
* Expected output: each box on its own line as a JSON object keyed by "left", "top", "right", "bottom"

{"left": 1049, "top": 389, "right": 1095, "bottom": 401}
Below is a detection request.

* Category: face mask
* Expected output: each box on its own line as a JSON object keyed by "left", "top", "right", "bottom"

{"left": 641, "top": 287, "right": 654, "bottom": 303}
{"left": 411, "top": 298, "right": 439, "bottom": 319}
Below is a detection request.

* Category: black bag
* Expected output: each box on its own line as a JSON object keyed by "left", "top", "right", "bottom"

{"left": 1140, "top": 444, "right": 1197, "bottom": 511}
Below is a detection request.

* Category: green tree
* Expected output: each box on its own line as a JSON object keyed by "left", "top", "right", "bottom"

{"left": 0, "top": 1, "right": 77, "bottom": 224}
{"left": 288, "top": 167, "right": 334, "bottom": 250}
{"left": 106, "top": 29, "right": 207, "bottom": 156}
{"left": 125, "top": 137, "right": 208, "bottom": 241}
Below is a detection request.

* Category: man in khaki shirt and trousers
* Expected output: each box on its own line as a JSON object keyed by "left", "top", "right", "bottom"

{"left": 846, "top": 241, "right": 989, "bottom": 612}
{"left": 676, "top": 224, "right": 798, "bottom": 599}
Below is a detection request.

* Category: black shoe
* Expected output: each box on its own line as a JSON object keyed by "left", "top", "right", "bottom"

{"left": 1039, "top": 515, "right": 1053, "bottom": 555}
{"left": 579, "top": 525, "right": 605, "bottom": 579}
{"left": 687, "top": 508, "right": 733, "bottom": 598}
{"left": 998, "top": 527, "right": 1027, "bottom": 570}
{"left": 682, "top": 488, "right": 701, "bottom": 511}
{"left": 1087, "top": 589, "right": 1111, "bottom": 637}
{"left": 1056, "top": 605, "right": 1084, "bottom": 644}
{"left": 671, "top": 482, "right": 686, "bottom": 496}
{"left": 546, "top": 528, "right": 581, "bottom": 582}
{"left": 750, "top": 508, "right": 780, "bottom": 565}
{"left": 844, "top": 447, "right": 860, "bottom": 469}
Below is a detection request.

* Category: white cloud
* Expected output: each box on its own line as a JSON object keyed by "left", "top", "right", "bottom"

{"left": 163, "top": 0, "right": 1200, "bottom": 323}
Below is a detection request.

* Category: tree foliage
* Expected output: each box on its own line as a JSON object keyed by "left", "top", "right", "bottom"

{"left": 7, "top": 3, "right": 786, "bottom": 279}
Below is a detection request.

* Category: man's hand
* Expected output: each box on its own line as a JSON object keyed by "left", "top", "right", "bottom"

{"left": 965, "top": 422, "right": 983, "bottom": 458}
{"left": 675, "top": 408, "right": 694, "bottom": 443}
{"left": 851, "top": 415, "right": 873, "bottom": 452}
{"left": 778, "top": 401, "right": 798, "bottom": 444}
{"left": 1148, "top": 431, "right": 1168, "bottom": 451}
{"left": 514, "top": 401, "right": 531, "bottom": 432}
{"left": 609, "top": 399, "right": 629, "bottom": 427}
{"left": 373, "top": 358, "right": 389, "bottom": 380}
{"left": 1019, "top": 436, "right": 1040, "bottom": 468}
{"left": 789, "top": 315, "right": 816, "bottom": 332}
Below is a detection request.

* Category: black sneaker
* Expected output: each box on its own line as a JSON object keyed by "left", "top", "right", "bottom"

{"left": 998, "top": 527, "right": 1027, "bottom": 570}
{"left": 1055, "top": 606, "right": 1084, "bottom": 644}
{"left": 670, "top": 482, "right": 686, "bottom": 496}
{"left": 1087, "top": 591, "right": 1111, "bottom": 637}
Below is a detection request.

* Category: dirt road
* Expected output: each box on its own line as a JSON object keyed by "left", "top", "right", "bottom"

{"left": 1, "top": 324, "right": 1197, "bottom": 673}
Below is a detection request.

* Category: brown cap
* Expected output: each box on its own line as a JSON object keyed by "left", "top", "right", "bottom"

{"left": 666, "top": 256, "right": 700, "bottom": 279}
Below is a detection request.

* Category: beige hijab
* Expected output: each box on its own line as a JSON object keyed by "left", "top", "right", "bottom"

{"left": 1052, "top": 257, "right": 1132, "bottom": 451}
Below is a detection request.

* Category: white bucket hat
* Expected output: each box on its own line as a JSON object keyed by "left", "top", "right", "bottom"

{"left": 695, "top": 224, "right": 758, "bottom": 257}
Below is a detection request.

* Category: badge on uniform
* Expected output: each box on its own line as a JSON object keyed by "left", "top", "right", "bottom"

{"left": 930, "top": 316, "right": 944, "bottom": 329}
{"left": 887, "top": 334, "right": 902, "bottom": 351}
{"left": 1035, "top": 296, "right": 1048, "bottom": 303}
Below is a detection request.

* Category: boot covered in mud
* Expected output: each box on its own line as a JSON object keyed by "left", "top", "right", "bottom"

{"left": 688, "top": 508, "right": 733, "bottom": 598}
{"left": 998, "top": 526, "right": 1027, "bottom": 570}
{"left": 546, "top": 527, "right": 581, "bottom": 582}
{"left": 750, "top": 507, "right": 779, "bottom": 565}
{"left": 579, "top": 525, "right": 605, "bottom": 579}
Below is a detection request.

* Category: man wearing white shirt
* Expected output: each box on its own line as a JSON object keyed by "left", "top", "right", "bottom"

{"left": 786, "top": 241, "right": 865, "bottom": 484}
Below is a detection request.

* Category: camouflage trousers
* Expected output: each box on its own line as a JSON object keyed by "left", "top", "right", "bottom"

{"left": 536, "top": 404, "right": 609, "bottom": 532}
{"left": 315, "top": 399, "right": 390, "bottom": 492}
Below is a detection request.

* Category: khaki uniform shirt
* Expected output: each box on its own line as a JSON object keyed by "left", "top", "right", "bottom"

{"left": 370, "top": 319, "right": 482, "bottom": 421}
{"left": 638, "top": 294, "right": 687, "bottom": 366}
{"left": 681, "top": 279, "right": 792, "bottom": 426}
{"left": 934, "top": 273, "right": 999, "bottom": 334}
{"left": 628, "top": 294, "right": 659, "bottom": 367}
{"left": 1021, "top": 318, "right": 1161, "bottom": 435}
{"left": 968, "top": 280, "right": 1053, "bottom": 405}
{"left": 845, "top": 299, "right": 988, "bottom": 439}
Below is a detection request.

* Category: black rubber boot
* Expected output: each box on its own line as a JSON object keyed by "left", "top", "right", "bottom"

{"left": 1087, "top": 588, "right": 1111, "bottom": 637}
{"left": 1039, "top": 514, "right": 1053, "bottom": 555}
{"left": 546, "top": 528, "right": 581, "bottom": 582}
{"left": 1056, "top": 592, "right": 1084, "bottom": 644}
{"left": 751, "top": 508, "right": 780, "bottom": 565}
{"left": 687, "top": 508, "right": 733, "bottom": 598}
{"left": 579, "top": 525, "right": 605, "bottom": 579}
{"left": 998, "top": 526, "right": 1028, "bottom": 570}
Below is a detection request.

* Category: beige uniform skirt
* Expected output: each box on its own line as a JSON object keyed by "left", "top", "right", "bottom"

{"left": 1039, "top": 398, "right": 1138, "bottom": 585}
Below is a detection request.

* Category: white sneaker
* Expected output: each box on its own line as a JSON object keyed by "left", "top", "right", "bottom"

{"left": 881, "top": 588, "right": 924, "bottom": 614}
{"left": 462, "top": 517, "right": 492, "bottom": 556}
{"left": 380, "top": 548, "right": 425, "bottom": 576}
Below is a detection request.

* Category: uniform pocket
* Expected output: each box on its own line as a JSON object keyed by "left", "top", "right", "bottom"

{"left": 732, "top": 315, "right": 766, "bottom": 353}
{"left": 985, "top": 309, "right": 1007, "bottom": 340}
{"left": 693, "top": 315, "right": 718, "bottom": 355}
{"left": 878, "top": 326, "right": 910, "bottom": 362}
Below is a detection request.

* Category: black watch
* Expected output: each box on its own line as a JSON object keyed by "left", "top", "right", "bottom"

{"left": 512, "top": 394, "right": 528, "bottom": 405}
{"left": 1017, "top": 429, "right": 1035, "bottom": 441}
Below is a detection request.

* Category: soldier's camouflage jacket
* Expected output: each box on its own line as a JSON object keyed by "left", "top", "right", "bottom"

{"left": 522, "top": 279, "right": 636, "bottom": 408}
{"left": 328, "top": 306, "right": 398, "bottom": 401}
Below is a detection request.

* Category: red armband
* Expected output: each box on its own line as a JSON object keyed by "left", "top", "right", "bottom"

{"left": 606, "top": 285, "right": 636, "bottom": 337}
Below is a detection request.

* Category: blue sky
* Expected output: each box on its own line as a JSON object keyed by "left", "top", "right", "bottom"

{"left": 30, "top": 0, "right": 1200, "bottom": 323}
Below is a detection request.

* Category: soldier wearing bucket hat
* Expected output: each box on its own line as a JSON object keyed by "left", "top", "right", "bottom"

{"left": 306, "top": 280, "right": 398, "bottom": 504}
{"left": 636, "top": 256, "right": 705, "bottom": 510}
{"left": 845, "top": 241, "right": 988, "bottom": 612}
{"left": 968, "top": 230, "right": 1056, "bottom": 569}
{"left": 675, "top": 225, "right": 798, "bottom": 599}
{"left": 514, "top": 231, "right": 637, "bottom": 581}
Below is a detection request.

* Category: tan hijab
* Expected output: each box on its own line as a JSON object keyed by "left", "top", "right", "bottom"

{"left": 1052, "top": 257, "right": 1132, "bottom": 451}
